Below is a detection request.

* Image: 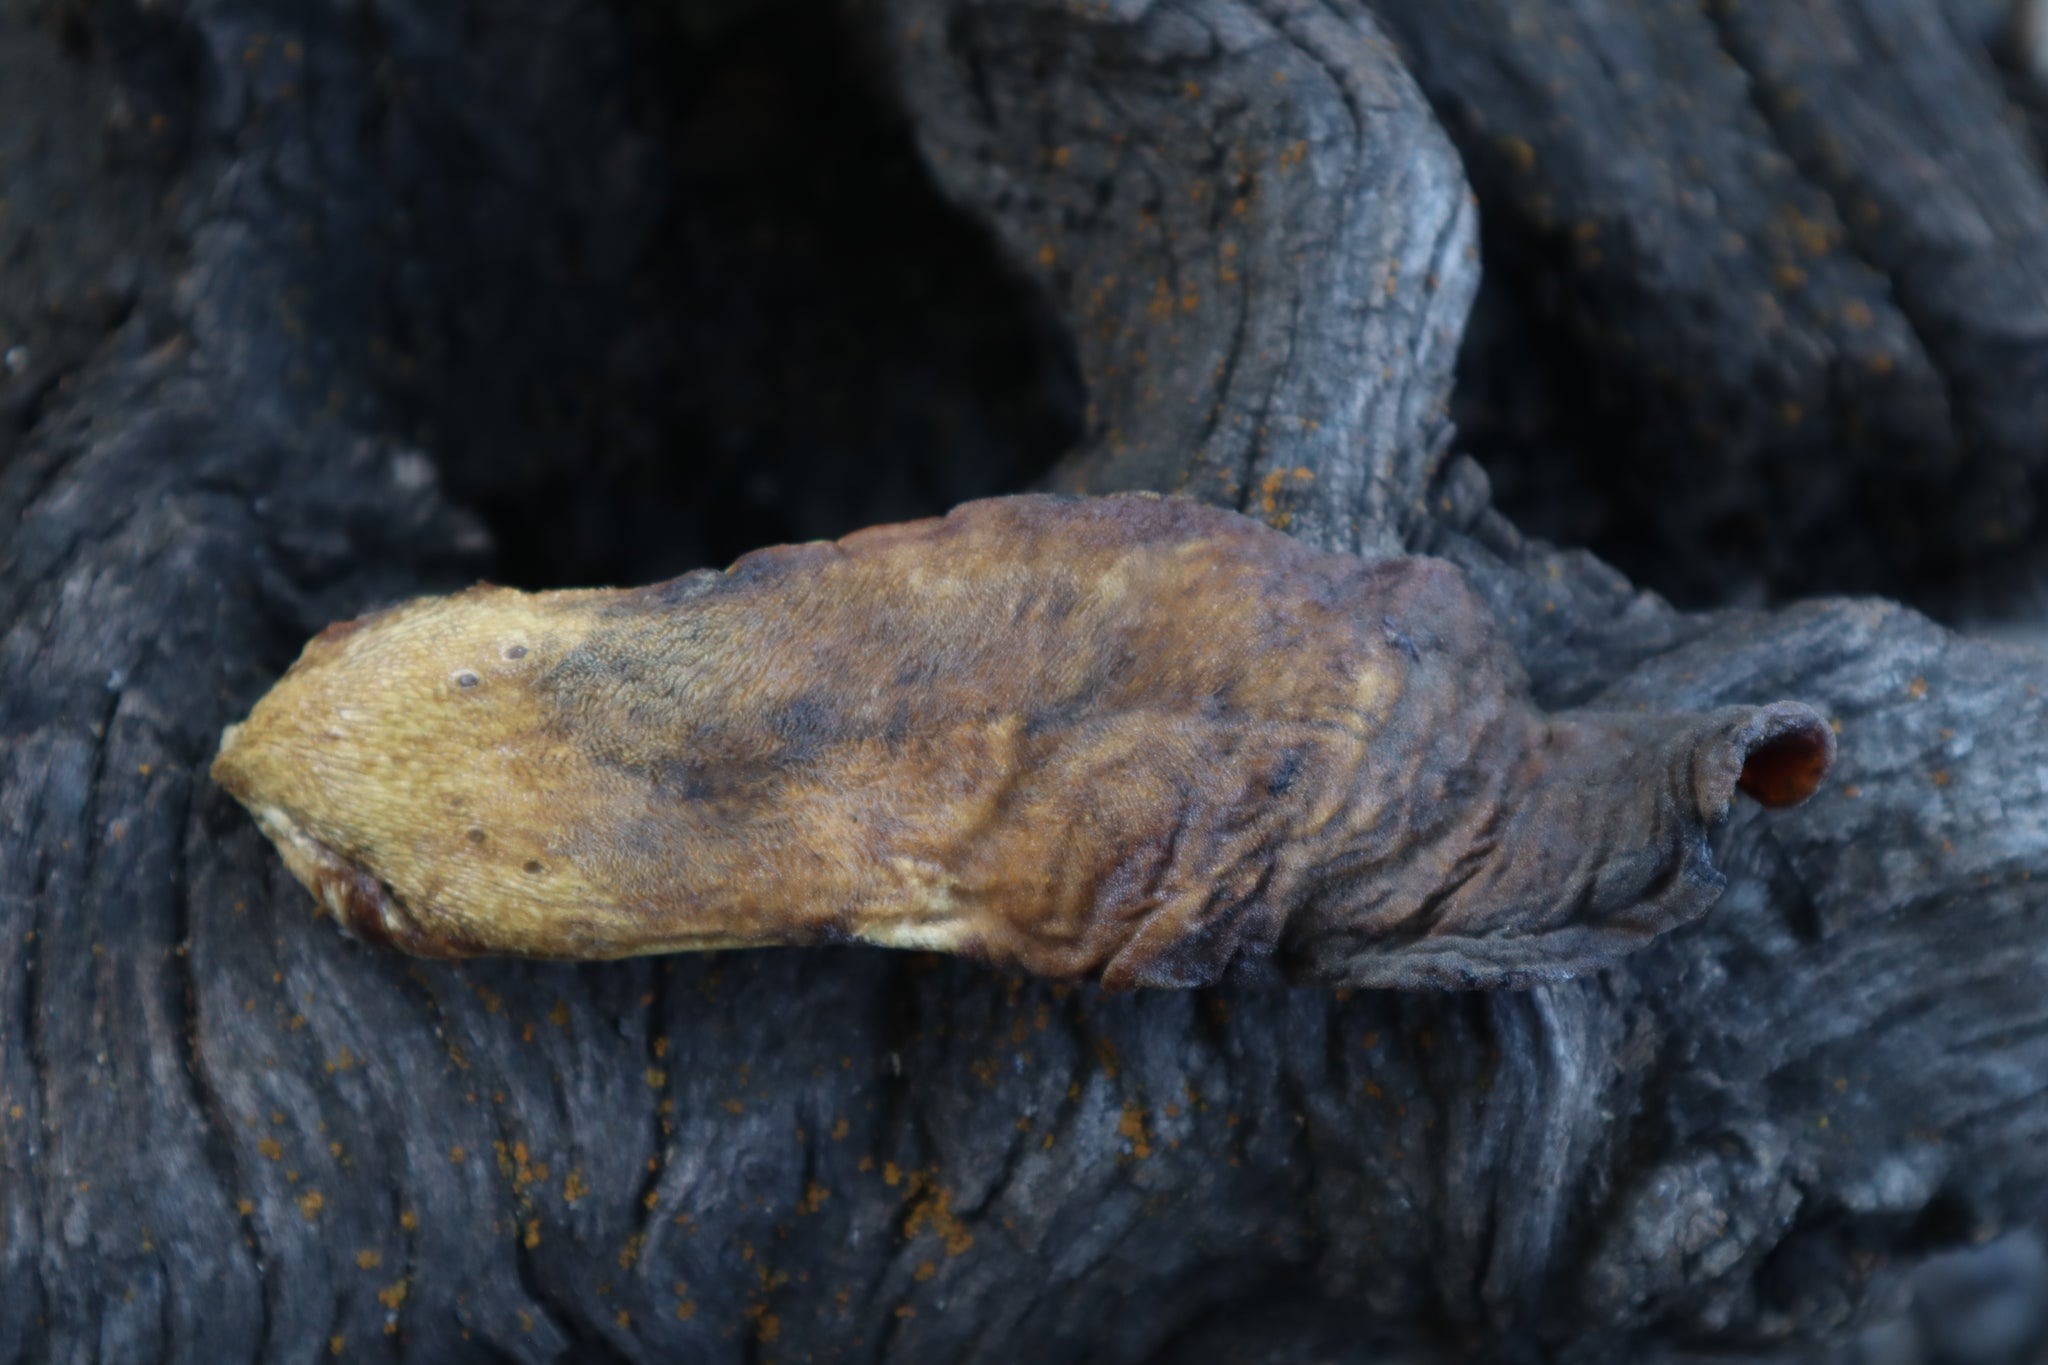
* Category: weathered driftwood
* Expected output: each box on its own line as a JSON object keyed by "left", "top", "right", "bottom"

{"left": 1371, "top": 0, "right": 2048, "bottom": 621}
{"left": 2, "top": 0, "right": 2046, "bottom": 1362}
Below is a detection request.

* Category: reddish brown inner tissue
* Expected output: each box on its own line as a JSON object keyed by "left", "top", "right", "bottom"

{"left": 1737, "top": 718, "right": 1837, "bottom": 809}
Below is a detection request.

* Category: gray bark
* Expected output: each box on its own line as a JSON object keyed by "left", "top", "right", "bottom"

{"left": 2, "top": 0, "right": 2045, "bottom": 1362}
{"left": 1371, "top": 0, "right": 2048, "bottom": 620}
{"left": 887, "top": 0, "right": 1479, "bottom": 556}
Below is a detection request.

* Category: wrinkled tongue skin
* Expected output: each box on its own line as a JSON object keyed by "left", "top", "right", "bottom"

{"left": 211, "top": 493, "right": 1836, "bottom": 990}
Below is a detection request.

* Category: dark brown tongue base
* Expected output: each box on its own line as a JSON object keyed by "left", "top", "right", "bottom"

{"left": 1300, "top": 700, "right": 1842, "bottom": 992}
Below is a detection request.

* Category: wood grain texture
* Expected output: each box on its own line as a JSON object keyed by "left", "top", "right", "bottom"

{"left": 886, "top": 0, "right": 1480, "bottom": 556}
{"left": 1374, "top": 0, "right": 2048, "bottom": 619}
{"left": 3, "top": 0, "right": 2046, "bottom": 1360}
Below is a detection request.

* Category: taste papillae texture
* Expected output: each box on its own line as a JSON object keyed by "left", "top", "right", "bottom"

{"left": 212, "top": 494, "right": 1833, "bottom": 990}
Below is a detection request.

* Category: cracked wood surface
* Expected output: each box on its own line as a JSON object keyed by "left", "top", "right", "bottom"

{"left": 887, "top": 0, "right": 1479, "bottom": 557}
{"left": 1376, "top": 0, "right": 2048, "bottom": 618}
{"left": 2, "top": 0, "right": 2047, "bottom": 1362}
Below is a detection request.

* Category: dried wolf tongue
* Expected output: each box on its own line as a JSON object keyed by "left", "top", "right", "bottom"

{"left": 211, "top": 493, "right": 1834, "bottom": 990}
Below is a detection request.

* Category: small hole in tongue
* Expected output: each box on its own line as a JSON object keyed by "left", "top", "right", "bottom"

{"left": 1738, "top": 718, "right": 1834, "bottom": 808}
